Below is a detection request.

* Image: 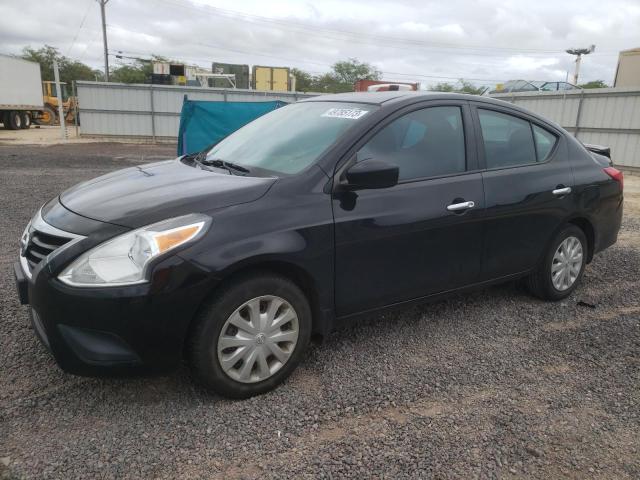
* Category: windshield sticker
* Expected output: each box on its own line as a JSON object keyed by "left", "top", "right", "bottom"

{"left": 321, "top": 108, "right": 369, "bottom": 120}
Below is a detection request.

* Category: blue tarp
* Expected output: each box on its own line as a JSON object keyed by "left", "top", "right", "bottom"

{"left": 177, "top": 99, "right": 287, "bottom": 155}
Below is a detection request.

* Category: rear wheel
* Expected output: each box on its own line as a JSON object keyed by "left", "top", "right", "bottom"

{"left": 526, "top": 224, "right": 587, "bottom": 300}
{"left": 188, "top": 273, "right": 312, "bottom": 398}
{"left": 7, "top": 110, "right": 22, "bottom": 130}
{"left": 20, "top": 112, "right": 31, "bottom": 129}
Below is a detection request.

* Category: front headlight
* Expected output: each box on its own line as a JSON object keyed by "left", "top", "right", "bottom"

{"left": 58, "top": 213, "right": 210, "bottom": 287}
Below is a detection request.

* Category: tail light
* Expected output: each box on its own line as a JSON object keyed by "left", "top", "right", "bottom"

{"left": 603, "top": 166, "right": 623, "bottom": 190}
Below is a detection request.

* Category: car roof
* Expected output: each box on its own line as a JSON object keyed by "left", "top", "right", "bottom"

{"left": 300, "top": 91, "right": 511, "bottom": 108}
{"left": 299, "top": 91, "right": 564, "bottom": 133}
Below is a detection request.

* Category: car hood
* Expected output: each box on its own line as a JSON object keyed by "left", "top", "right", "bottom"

{"left": 59, "top": 158, "right": 276, "bottom": 228}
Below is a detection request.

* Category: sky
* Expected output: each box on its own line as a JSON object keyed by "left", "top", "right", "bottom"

{"left": 1, "top": 0, "right": 639, "bottom": 89}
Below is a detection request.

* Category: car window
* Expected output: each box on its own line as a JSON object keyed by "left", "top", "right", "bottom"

{"left": 358, "top": 106, "right": 466, "bottom": 181}
{"left": 206, "top": 102, "right": 377, "bottom": 175}
{"left": 532, "top": 124, "right": 557, "bottom": 161}
{"left": 478, "top": 109, "right": 536, "bottom": 168}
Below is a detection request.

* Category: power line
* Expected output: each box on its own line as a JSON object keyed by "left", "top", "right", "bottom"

{"left": 110, "top": 46, "right": 505, "bottom": 84}
{"left": 151, "top": 0, "right": 619, "bottom": 58}
{"left": 66, "top": 0, "right": 94, "bottom": 56}
{"left": 106, "top": 20, "right": 509, "bottom": 82}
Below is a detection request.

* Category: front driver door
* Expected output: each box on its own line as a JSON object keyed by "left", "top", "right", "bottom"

{"left": 332, "top": 102, "right": 485, "bottom": 316}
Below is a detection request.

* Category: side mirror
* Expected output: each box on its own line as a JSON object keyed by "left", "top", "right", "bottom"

{"left": 345, "top": 159, "right": 399, "bottom": 190}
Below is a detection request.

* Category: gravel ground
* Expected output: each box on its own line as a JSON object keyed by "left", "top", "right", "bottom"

{"left": 1, "top": 143, "right": 639, "bottom": 479}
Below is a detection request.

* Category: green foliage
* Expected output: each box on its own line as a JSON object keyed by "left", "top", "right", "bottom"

{"left": 430, "top": 82, "right": 455, "bottom": 92}
{"left": 457, "top": 80, "right": 486, "bottom": 95}
{"left": 579, "top": 80, "right": 608, "bottom": 89}
{"left": 429, "top": 79, "right": 485, "bottom": 95}
{"left": 331, "top": 58, "right": 381, "bottom": 85}
{"left": 110, "top": 64, "right": 148, "bottom": 84}
{"left": 21, "top": 45, "right": 102, "bottom": 84}
{"left": 293, "top": 58, "right": 382, "bottom": 93}
{"left": 291, "top": 68, "right": 314, "bottom": 92}
{"left": 111, "top": 55, "right": 169, "bottom": 84}
{"left": 311, "top": 73, "right": 353, "bottom": 93}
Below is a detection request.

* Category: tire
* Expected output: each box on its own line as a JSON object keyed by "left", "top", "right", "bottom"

{"left": 1, "top": 112, "right": 8, "bottom": 129}
{"left": 20, "top": 112, "right": 31, "bottom": 129}
{"left": 37, "top": 106, "right": 56, "bottom": 126}
{"left": 526, "top": 224, "right": 587, "bottom": 301}
{"left": 7, "top": 110, "right": 22, "bottom": 130}
{"left": 188, "top": 272, "right": 312, "bottom": 398}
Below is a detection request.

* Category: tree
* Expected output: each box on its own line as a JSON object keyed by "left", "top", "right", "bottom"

{"left": 456, "top": 80, "right": 486, "bottom": 95}
{"left": 291, "top": 68, "right": 314, "bottom": 92}
{"left": 111, "top": 55, "right": 176, "bottom": 84}
{"left": 430, "top": 82, "right": 455, "bottom": 92}
{"left": 429, "top": 79, "right": 485, "bottom": 95}
{"left": 290, "top": 58, "right": 383, "bottom": 93}
{"left": 579, "top": 80, "right": 608, "bottom": 89}
{"left": 311, "top": 73, "right": 352, "bottom": 93}
{"left": 21, "top": 45, "right": 102, "bottom": 84}
{"left": 331, "top": 58, "right": 381, "bottom": 85}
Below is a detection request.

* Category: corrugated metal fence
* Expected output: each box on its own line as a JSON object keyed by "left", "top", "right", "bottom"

{"left": 490, "top": 87, "right": 640, "bottom": 169}
{"left": 76, "top": 81, "right": 317, "bottom": 141}
{"left": 77, "top": 82, "right": 640, "bottom": 168}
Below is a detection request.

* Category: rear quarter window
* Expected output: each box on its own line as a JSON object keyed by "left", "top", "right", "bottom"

{"left": 532, "top": 124, "right": 558, "bottom": 161}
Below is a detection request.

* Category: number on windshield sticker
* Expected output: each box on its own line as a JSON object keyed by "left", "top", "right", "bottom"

{"left": 321, "top": 108, "right": 369, "bottom": 120}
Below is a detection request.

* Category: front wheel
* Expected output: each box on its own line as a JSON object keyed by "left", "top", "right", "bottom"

{"left": 36, "top": 106, "right": 56, "bottom": 126}
{"left": 188, "top": 273, "right": 312, "bottom": 398}
{"left": 526, "top": 224, "right": 587, "bottom": 300}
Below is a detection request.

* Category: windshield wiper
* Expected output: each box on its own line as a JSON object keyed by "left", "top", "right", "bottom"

{"left": 183, "top": 149, "right": 208, "bottom": 164}
{"left": 201, "top": 158, "right": 251, "bottom": 175}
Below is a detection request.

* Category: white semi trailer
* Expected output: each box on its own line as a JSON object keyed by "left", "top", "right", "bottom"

{"left": 0, "top": 54, "right": 43, "bottom": 129}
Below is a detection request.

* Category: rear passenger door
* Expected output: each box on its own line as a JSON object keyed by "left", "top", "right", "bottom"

{"left": 471, "top": 104, "right": 575, "bottom": 280}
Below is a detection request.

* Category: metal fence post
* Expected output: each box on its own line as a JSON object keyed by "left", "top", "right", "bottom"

{"left": 73, "top": 80, "right": 79, "bottom": 138}
{"left": 574, "top": 90, "right": 585, "bottom": 138}
{"left": 149, "top": 84, "right": 156, "bottom": 143}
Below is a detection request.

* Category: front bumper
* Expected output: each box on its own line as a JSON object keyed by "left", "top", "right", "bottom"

{"left": 15, "top": 254, "right": 214, "bottom": 377}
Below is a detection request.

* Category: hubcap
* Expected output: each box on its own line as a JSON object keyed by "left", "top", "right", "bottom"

{"left": 217, "top": 295, "right": 299, "bottom": 383}
{"left": 551, "top": 236, "right": 583, "bottom": 291}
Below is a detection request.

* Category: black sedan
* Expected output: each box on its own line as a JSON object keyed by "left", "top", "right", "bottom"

{"left": 14, "top": 92, "right": 623, "bottom": 398}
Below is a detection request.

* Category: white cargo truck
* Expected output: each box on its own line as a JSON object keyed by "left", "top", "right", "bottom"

{"left": 0, "top": 54, "right": 43, "bottom": 129}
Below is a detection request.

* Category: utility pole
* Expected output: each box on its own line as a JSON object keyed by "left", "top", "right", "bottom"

{"left": 566, "top": 45, "right": 595, "bottom": 85}
{"left": 53, "top": 60, "right": 67, "bottom": 139}
{"left": 99, "top": 0, "right": 110, "bottom": 81}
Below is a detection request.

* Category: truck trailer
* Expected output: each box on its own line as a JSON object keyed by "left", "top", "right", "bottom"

{"left": 0, "top": 54, "right": 44, "bottom": 129}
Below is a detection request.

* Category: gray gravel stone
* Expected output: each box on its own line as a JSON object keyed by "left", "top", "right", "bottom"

{"left": 0, "top": 144, "right": 639, "bottom": 479}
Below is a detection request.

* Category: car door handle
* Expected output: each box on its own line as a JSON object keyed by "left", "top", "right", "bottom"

{"left": 447, "top": 201, "right": 475, "bottom": 212}
{"left": 552, "top": 187, "right": 572, "bottom": 196}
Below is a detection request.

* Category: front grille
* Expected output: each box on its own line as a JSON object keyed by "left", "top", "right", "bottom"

{"left": 24, "top": 229, "right": 72, "bottom": 271}
{"left": 19, "top": 208, "right": 85, "bottom": 278}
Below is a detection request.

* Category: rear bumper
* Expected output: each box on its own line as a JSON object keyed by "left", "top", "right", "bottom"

{"left": 594, "top": 192, "right": 623, "bottom": 255}
{"left": 16, "top": 257, "right": 214, "bottom": 377}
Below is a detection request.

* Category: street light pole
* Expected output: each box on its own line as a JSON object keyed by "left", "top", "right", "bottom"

{"left": 99, "top": 0, "right": 110, "bottom": 81}
{"left": 566, "top": 45, "right": 595, "bottom": 85}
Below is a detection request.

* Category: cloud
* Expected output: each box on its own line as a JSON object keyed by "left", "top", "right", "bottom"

{"left": 0, "top": 0, "right": 638, "bottom": 87}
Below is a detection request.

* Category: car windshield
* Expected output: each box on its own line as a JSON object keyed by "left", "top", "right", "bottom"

{"left": 204, "top": 102, "right": 377, "bottom": 175}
